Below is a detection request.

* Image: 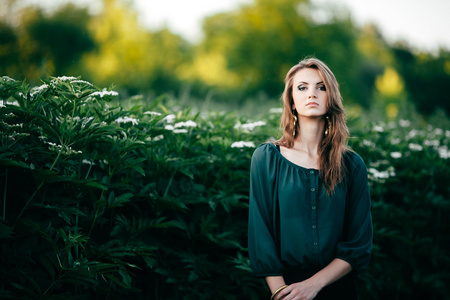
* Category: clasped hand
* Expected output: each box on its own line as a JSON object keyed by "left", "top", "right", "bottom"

{"left": 274, "top": 279, "right": 322, "bottom": 300}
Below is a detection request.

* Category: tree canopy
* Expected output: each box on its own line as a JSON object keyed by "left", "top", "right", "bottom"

{"left": 1, "top": 0, "right": 449, "bottom": 115}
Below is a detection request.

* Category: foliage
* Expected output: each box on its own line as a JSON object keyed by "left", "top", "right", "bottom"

{"left": 197, "top": 0, "right": 382, "bottom": 105}
{"left": 1, "top": 76, "right": 449, "bottom": 299}
{"left": 81, "top": 0, "right": 192, "bottom": 94}
{"left": 2, "top": 0, "right": 450, "bottom": 117}
{"left": 392, "top": 46, "right": 450, "bottom": 116}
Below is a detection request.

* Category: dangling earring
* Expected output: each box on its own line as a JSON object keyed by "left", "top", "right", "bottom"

{"left": 324, "top": 116, "right": 331, "bottom": 136}
{"left": 292, "top": 114, "right": 298, "bottom": 138}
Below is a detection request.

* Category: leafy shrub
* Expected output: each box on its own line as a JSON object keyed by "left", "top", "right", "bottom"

{"left": 0, "top": 76, "right": 449, "bottom": 299}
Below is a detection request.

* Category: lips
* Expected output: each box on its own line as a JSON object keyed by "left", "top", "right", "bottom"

{"left": 306, "top": 102, "right": 319, "bottom": 106}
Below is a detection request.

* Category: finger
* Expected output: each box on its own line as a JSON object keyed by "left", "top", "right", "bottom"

{"left": 278, "top": 287, "right": 290, "bottom": 299}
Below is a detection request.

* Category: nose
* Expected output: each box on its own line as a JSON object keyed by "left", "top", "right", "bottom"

{"left": 308, "top": 91, "right": 317, "bottom": 98}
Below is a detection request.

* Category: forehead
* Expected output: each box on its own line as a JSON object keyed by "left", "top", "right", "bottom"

{"left": 293, "top": 68, "right": 323, "bottom": 83}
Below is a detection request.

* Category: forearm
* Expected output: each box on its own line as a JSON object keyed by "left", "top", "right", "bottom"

{"left": 265, "top": 276, "right": 286, "bottom": 293}
{"left": 308, "top": 258, "right": 352, "bottom": 289}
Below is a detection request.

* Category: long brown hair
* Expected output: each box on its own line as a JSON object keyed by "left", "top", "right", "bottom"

{"left": 277, "top": 57, "right": 349, "bottom": 194}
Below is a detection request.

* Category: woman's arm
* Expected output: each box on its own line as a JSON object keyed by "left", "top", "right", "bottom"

{"left": 274, "top": 258, "right": 352, "bottom": 300}
{"left": 266, "top": 276, "right": 287, "bottom": 294}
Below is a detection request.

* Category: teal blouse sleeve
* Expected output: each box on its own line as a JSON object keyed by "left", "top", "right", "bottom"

{"left": 248, "top": 144, "right": 284, "bottom": 277}
{"left": 335, "top": 151, "right": 373, "bottom": 274}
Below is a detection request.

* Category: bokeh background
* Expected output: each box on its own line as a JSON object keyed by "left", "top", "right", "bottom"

{"left": 1, "top": 0, "right": 449, "bottom": 299}
{"left": 1, "top": 0, "right": 450, "bottom": 118}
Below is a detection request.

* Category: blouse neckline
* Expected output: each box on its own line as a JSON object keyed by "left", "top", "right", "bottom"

{"left": 269, "top": 143, "right": 319, "bottom": 172}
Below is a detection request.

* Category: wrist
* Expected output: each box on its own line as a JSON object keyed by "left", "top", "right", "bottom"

{"left": 270, "top": 285, "right": 288, "bottom": 300}
{"left": 308, "top": 275, "right": 326, "bottom": 291}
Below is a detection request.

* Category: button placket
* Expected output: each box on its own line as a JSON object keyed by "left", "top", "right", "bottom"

{"left": 309, "top": 169, "right": 319, "bottom": 263}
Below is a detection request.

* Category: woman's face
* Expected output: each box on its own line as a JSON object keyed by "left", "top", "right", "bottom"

{"left": 291, "top": 68, "right": 328, "bottom": 118}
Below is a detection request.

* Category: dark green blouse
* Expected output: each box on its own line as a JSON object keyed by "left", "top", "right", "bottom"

{"left": 248, "top": 143, "right": 372, "bottom": 277}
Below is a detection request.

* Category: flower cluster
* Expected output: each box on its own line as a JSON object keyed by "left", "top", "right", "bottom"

{"left": 144, "top": 111, "right": 162, "bottom": 116}
{"left": 368, "top": 166, "right": 396, "bottom": 183}
{"left": 231, "top": 141, "right": 256, "bottom": 148}
{"left": 163, "top": 114, "right": 176, "bottom": 123}
{"left": 164, "top": 119, "right": 197, "bottom": 134}
{"left": 30, "top": 84, "right": 49, "bottom": 97}
{"left": 71, "top": 80, "right": 93, "bottom": 86}
{"left": 47, "top": 142, "right": 82, "bottom": 155}
{"left": 234, "top": 121, "right": 266, "bottom": 131}
{"left": 90, "top": 90, "right": 119, "bottom": 98}
{"left": 115, "top": 117, "right": 139, "bottom": 126}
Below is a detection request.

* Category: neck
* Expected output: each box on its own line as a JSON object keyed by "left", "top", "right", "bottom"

{"left": 294, "top": 117, "right": 325, "bottom": 155}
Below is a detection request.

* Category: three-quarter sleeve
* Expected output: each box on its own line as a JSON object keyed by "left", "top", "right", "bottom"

{"left": 336, "top": 151, "right": 373, "bottom": 274}
{"left": 248, "top": 144, "right": 284, "bottom": 277}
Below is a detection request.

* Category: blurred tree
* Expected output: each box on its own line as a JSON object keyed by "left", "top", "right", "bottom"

{"left": 26, "top": 3, "right": 96, "bottom": 75}
{"left": 0, "top": 4, "right": 95, "bottom": 81}
{"left": 0, "top": 21, "right": 19, "bottom": 76}
{"left": 393, "top": 46, "right": 450, "bottom": 116}
{"left": 82, "top": 0, "right": 192, "bottom": 94}
{"left": 194, "top": 0, "right": 381, "bottom": 107}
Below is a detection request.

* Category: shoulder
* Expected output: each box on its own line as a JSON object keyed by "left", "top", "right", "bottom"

{"left": 344, "top": 150, "right": 368, "bottom": 175}
{"left": 251, "top": 143, "right": 279, "bottom": 170}
{"left": 252, "top": 143, "right": 278, "bottom": 161}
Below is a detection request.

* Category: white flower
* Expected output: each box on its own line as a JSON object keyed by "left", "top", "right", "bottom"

{"left": 56, "top": 76, "right": 77, "bottom": 81}
{"left": 91, "top": 90, "right": 119, "bottom": 98}
{"left": 408, "top": 143, "right": 423, "bottom": 151}
{"left": 373, "top": 125, "right": 384, "bottom": 132}
{"left": 47, "top": 141, "right": 82, "bottom": 155}
{"left": 438, "top": 146, "right": 449, "bottom": 159}
{"left": 368, "top": 166, "right": 395, "bottom": 182}
{"left": 1, "top": 76, "right": 15, "bottom": 82}
{"left": 434, "top": 128, "right": 443, "bottom": 135}
{"left": 270, "top": 107, "right": 283, "bottom": 114}
{"left": 362, "top": 140, "right": 375, "bottom": 148}
{"left": 144, "top": 111, "right": 162, "bottom": 116}
{"left": 399, "top": 119, "right": 411, "bottom": 127}
{"left": 390, "top": 152, "right": 402, "bottom": 159}
{"left": 82, "top": 159, "right": 96, "bottom": 165}
{"left": 368, "top": 168, "right": 390, "bottom": 179}
{"left": 235, "top": 121, "right": 266, "bottom": 131}
{"left": 424, "top": 140, "right": 440, "bottom": 147}
{"left": 115, "top": 116, "right": 139, "bottom": 126}
{"left": 3, "top": 100, "right": 19, "bottom": 107}
{"left": 152, "top": 135, "right": 164, "bottom": 141}
{"left": 71, "top": 80, "right": 93, "bottom": 86}
{"left": 391, "top": 138, "right": 401, "bottom": 145}
{"left": 173, "top": 129, "right": 188, "bottom": 134}
{"left": 30, "top": 84, "right": 49, "bottom": 96}
{"left": 231, "top": 141, "right": 256, "bottom": 148}
{"left": 174, "top": 120, "right": 197, "bottom": 128}
{"left": 408, "top": 129, "right": 418, "bottom": 138}
{"left": 163, "top": 114, "right": 176, "bottom": 123}
{"left": 165, "top": 125, "right": 174, "bottom": 130}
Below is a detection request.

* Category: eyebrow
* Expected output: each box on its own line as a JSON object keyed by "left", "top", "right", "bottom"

{"left": 297, "top": 81, "right": 325, "bottom": 85}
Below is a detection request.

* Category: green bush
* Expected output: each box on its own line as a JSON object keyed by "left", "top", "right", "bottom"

{"left": 0, "top": 76, "right": 449, "bottom": 299}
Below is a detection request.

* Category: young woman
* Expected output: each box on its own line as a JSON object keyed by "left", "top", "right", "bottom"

{"left": 248, "top": 58, "right": 373, "bottom": 300}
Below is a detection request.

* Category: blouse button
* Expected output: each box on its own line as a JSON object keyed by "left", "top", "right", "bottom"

{"left": 312, "top": 225, "right": 316, "bottom": 229}
{"left": 312, "top": 206, "right": 316, "bottom": 210}
{"left": 311, "top": 188, "right": 315, "bottom": 192}
{"left": 313, "top": 242, "right": 318, "bottom": 246}
{"left": 310, "top": 170, "right": 314, "bottom": 174}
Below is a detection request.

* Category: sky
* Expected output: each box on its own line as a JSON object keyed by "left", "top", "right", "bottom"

{"left": 20, "top": 0, "right": 450, "bottom": 52}
{"left": 133, "top": 0, "right": 450, "bottom": 52}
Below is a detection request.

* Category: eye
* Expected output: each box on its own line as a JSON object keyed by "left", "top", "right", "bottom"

{"left": 318, "top": 85, "right": 326, "bottom": 91}
{"left": 297, "top": 85, "right": 306, "bottom": 91}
